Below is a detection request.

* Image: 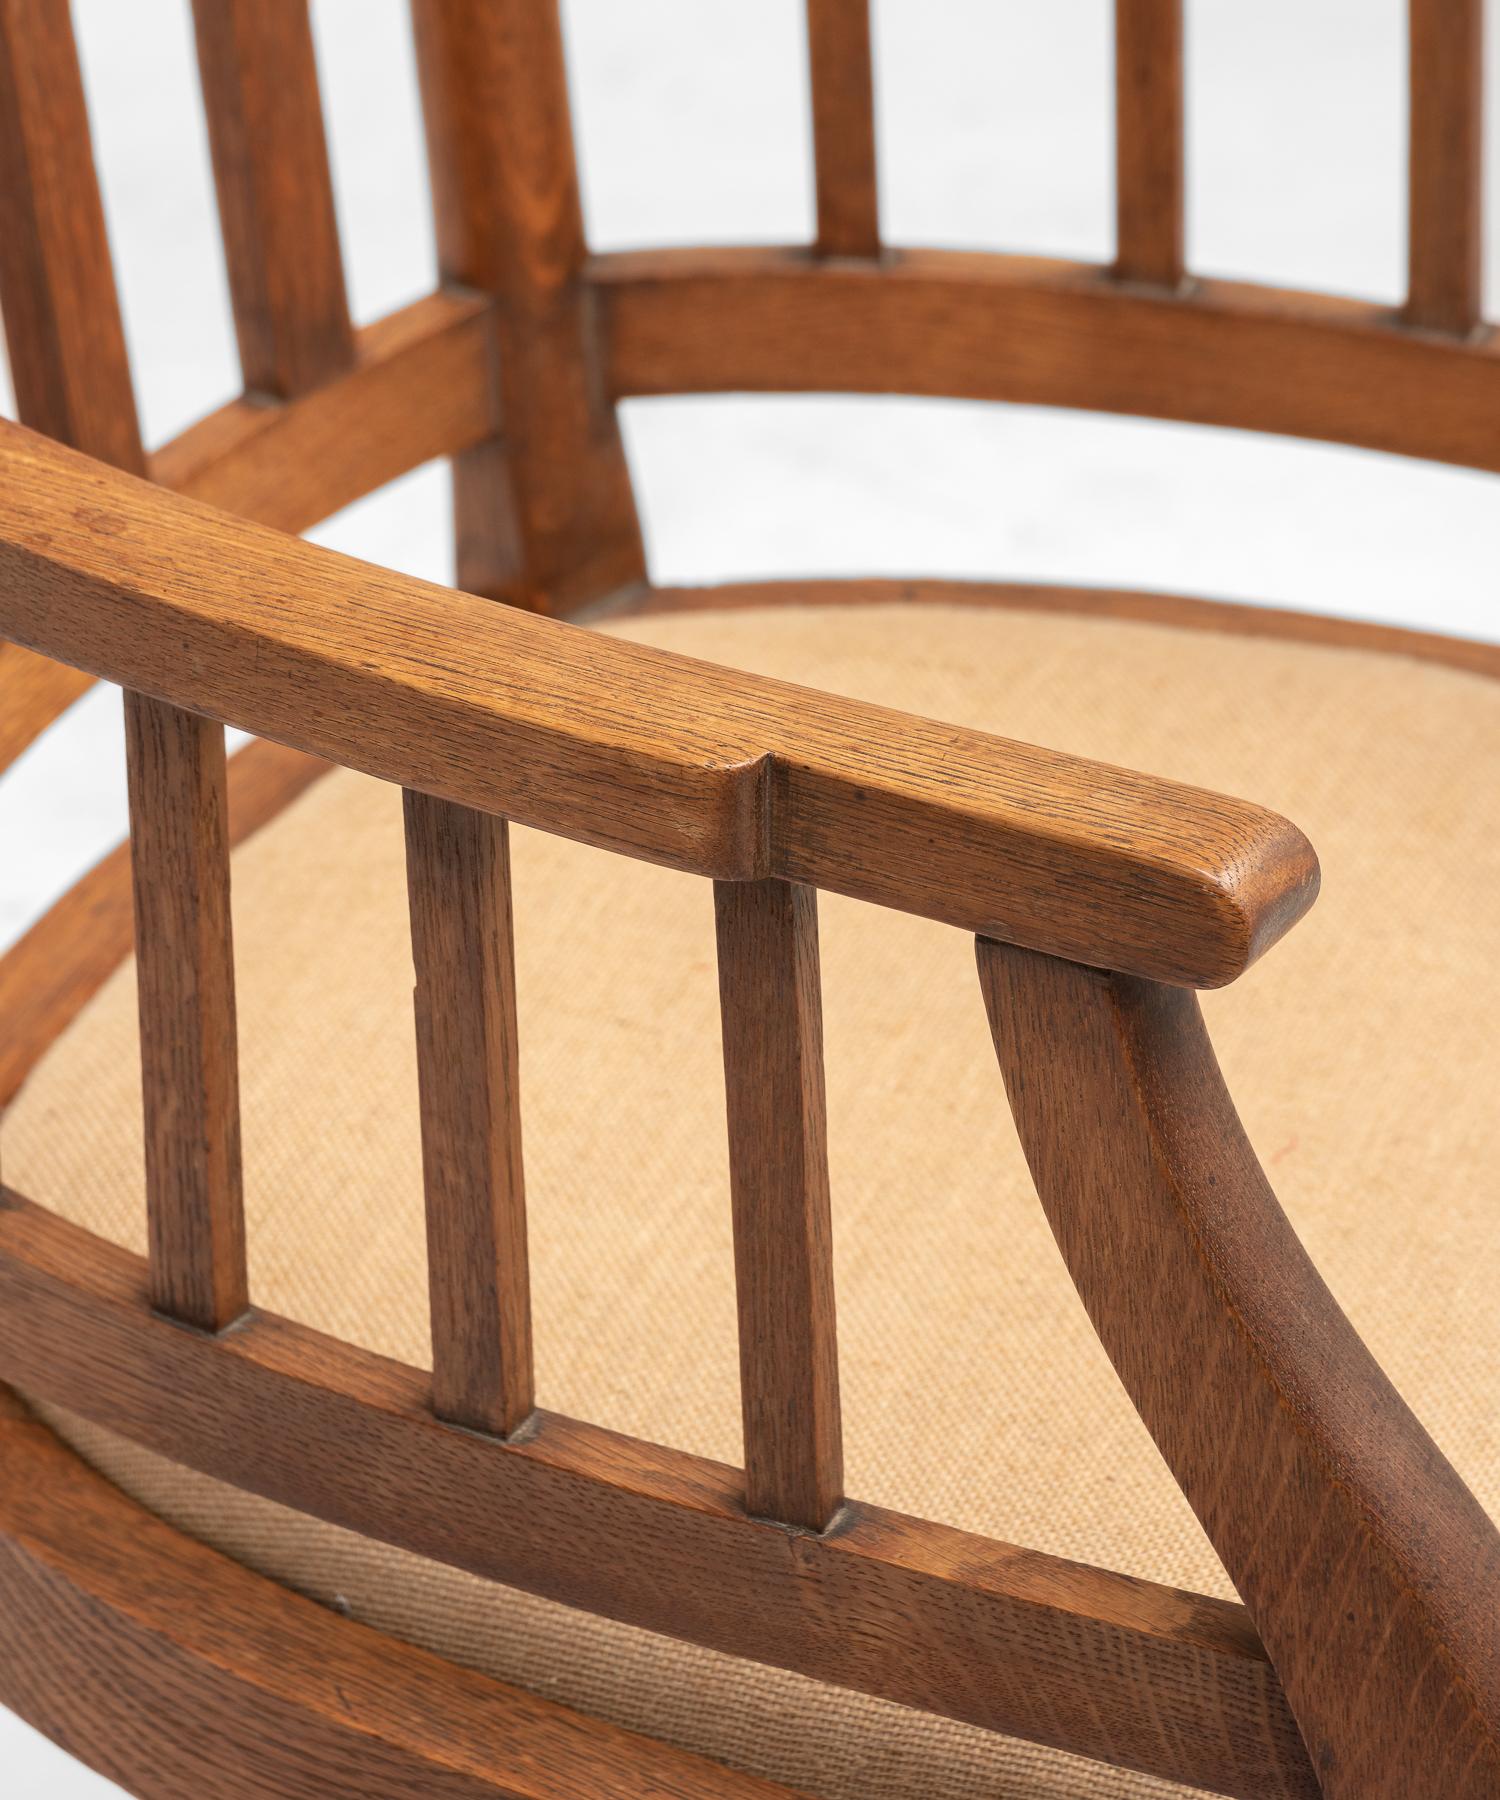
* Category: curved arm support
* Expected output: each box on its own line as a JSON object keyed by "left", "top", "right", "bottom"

{"left": 978, "top": 939, "right": 1500, "bottom": 1799}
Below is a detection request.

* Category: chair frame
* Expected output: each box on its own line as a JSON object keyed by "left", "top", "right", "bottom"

{"left": 0, "top": 2, "right": 1497, "bottom": 1796}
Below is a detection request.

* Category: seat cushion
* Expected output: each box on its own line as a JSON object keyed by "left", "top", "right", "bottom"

{"left": 6, "top": 597, "right": 1500, "bottom": 1800}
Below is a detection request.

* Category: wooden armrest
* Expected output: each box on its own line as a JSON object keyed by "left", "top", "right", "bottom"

{"left": 0, "top": 420, "right": 1317, "bottom": 987}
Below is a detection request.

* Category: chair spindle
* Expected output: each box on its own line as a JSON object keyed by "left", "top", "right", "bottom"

{"left": 0, "top": 0, "right": 144, "bottom": 467}
{"left": 1114, "top": 0, "right": 1184, "bottom": 288}
{"left": 404, "top": 790, "right": 533, "bottom": 1437}
{"left": 1, "top": 3, "right": 246, "bottom": 1333}
{"left": 715, "top": 878, "right": 842, "bottom": 1532}
{"left": 1407, "top": 0, "right": 1483, "bottom": 336}
{"left": 189, "top": 0, "right": 355, "bottom": 397}
{"left": 410, "top": 0, "right": 644, "bottom": 613}
{"left": 125, "top": 695, "right": 247, "bottom": 1333}
{"left": 806, "top": 0, "right": 880, "bottom": 259}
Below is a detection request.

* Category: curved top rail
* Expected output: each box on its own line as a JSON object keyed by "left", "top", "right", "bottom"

{"left": 595, "top": 247, "right": 1500, "bottom": 474}
{"left": 0, "top": 421, "right": 1317, "bottom": 985}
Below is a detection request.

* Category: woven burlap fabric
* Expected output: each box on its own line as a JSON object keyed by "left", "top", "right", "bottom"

{"left": 6, "top": 601, "right": 1500, "bottom": 1799}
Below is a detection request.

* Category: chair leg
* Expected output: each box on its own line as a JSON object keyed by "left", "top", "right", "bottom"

{"left": 978, "top": 938, "right": 1500, "bottom": 1800}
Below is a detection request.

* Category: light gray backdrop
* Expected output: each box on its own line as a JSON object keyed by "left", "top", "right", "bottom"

{"left": 3, "top": 1, "right": 1499, "bottom": 1790}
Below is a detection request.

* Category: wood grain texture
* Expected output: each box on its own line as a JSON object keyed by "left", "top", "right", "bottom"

{"left": 151, "top": 289, "right": 497, "bottom": 533}
{"left": 405, "top": 792, "right": 533, "bottom": 1437}
{"left": 411, "top": 0, "right": 644, "bottom": 611}
{"left": 0, "top": 0, "right": 143, "bottom": 469}
{"left": 0, "top": 422, "right": 1320, "bottom": 988}
{"left": 123, "top": 692, "right": 246, "bottom": 1332}
{"left": 806, "top": 0, "right": 880, "bottom": 258}
{"left": 715, "top": 879, "right": 841, "bottom": 1531}
{"left": 10, "top": 564, "right": 1487, "bottom": 1118}
{"left": 1407, "top": 0, "right": 1484, "bottom": 336}
{"left": 597, "top": 246, "right": 1500, "bottom": 470}
{"left": 190, "top": 0, "right": 355, "bottom": 396}
{"left": 0, "top": 0, "right": 149, "bottom": 980}
{"left": 1114, "top": 0, "right": 1183, "bottom": 287}
{"left": 0, "top": 1393, "right": 804, "bottom": 1800}
{"left": 0, "top": 738, "right": 328, "bottom": 1113}
{"left": 0, "top": 1192, "right": 1317, "bottom": 1799}
{"left": 978, "top": 940, "right": 1500, "bottom": 1799}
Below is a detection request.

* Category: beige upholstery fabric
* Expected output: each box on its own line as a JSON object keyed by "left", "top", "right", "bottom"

{"left": 6, "top": 600, "right": 1500, "bottom": 1800}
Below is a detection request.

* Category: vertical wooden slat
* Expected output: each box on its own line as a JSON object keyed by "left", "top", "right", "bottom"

{"left": 125, "top": 695, "right": 247, "bottom": 1333}
{"left": 410, "top": 0, "right": 644, "bottom": 615}
{"left": 1114, "top": 0, "right": 1184, "bottom": 288}
{"left": 0, "top": 0, "right": 143, "bottom": 466}
{"left": 0, "top": 6, "right": 245, "bottom": 1328}
{"left": 715, "top": 878, "right": 842, "bottom": 1531}
{"left": 404, "top": 790, "right": 533, "bottom": 1437}
{"left": 806, "top": 0, "right": 880, "bottom": 259}
{"left": 189, "top": 0, "right": 355, "bottom": 396}
{"left": 1407, "top": 0, "right": 1484, "bottom": 336}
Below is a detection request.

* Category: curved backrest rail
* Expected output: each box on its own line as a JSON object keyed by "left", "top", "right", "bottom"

{"left": 150, "top": 288, "right": 498, "bottom": 535}
{"left": 0, "top": 1189, "right": 1318, "bottom": 1800}
{"left": 0, "top": 421, "right": 1318, "bottom": 989}
{"left": 596, "top": 249, "right": 1500, "bottom": 470}
{"left": 0, "top": 290, "right": 497, "bottom": 772}
{"left": 16, "top": 236, "right": 1500, "bottom": 773}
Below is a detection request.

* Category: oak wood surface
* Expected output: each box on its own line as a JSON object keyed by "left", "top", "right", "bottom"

{"left": 0, "top": 1191, "right": 1318, "bottom": 1799}
{"left": 978, "top": 940, "right": 1500, "bottom": 1800}
{"left": 150, "top": 289, "right": 497, "bottom": 535}
{"left": 0, "top": 422, "right": 1319, "bottom": 989}
{"left": 597, "top": 246, "right": 1500, "bottom": 471}
{"left": 405, "top": 792, "right": 534, "bottom": 1438}
{"left": 805, "top": 0, "right": 880, "bottom": 259}
{"left": 189, "top": 0, "right": 355, "bottom": 397}
{"left": 12, "top": 564, "right": 1497, "bottom": 798}
{"left": 0, "top": 1391, "right": 805, "bottom": 1800}
{"left": 1113, "top": 0, "right": 1183, "bottom": 287}
{"left": 0, "top": 0, "right": 143, "bottom": 470}
{"left": 411, "top": 0, "right": 644, "bottom": 611}
{"left": 123, "top": 693, "right": 247, "bottom": 1333}
{"left": 15, "top": 570, "right": 1481, "bottom": 1131}
{"left": 715, "top": 879, "right": 841, "bottom": 1531}
{"left": 4, "top": 6, "right": 1498, "bottom": 1786}
{"left": 2, "top": 291, "right": 494, "bottom": 754}
{"left": 1407, "top": 0, "right": 1484, "bottom": 336}
{"left": 0, "top": 736, "right": 328, "bottom": 1114}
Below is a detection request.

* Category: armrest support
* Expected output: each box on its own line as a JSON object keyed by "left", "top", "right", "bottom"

{"left": 0, "top": 420, "right": 1318, "bottom": 986}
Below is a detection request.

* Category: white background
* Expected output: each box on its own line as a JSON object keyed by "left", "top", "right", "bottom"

{"left": 4, "top": 1, "right": 1500, "bottom": 1789}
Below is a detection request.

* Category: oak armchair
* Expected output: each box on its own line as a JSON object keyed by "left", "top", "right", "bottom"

{"left": 1, "top": 3, "right": 1497, "bottom": 1799}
